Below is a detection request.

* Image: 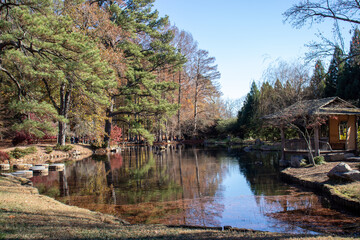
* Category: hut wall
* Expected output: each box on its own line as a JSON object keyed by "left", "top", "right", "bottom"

{"left": 329, "top": 115, "right": 356, "bottom": 150}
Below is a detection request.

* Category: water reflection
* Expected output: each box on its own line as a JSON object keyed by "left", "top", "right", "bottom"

{"left": 31, "top": 146, "right": 360, "bottom": 234}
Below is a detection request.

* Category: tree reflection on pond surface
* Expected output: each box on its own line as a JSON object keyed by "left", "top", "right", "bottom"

{"left": 31, "top": 146, "right": 360, "bottom": 234}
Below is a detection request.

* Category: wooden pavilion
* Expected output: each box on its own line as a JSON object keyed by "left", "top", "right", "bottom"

{"left": 264, "top": 97, "right": 360, "bottom": 160}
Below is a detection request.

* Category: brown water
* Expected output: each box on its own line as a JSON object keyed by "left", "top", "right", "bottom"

{"left": 31, "top": 146, "right": 360, "bottom": 235}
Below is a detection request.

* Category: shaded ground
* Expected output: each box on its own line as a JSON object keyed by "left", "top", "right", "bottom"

{"left": 0, "top": 175, "right": 355, "bottom": 240}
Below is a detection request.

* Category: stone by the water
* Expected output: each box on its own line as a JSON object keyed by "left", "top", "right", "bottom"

{"left": 49, "top": 163, "right": 65, "bottom": 171}
{"left": 11, "top": 170, "right": 33, "bottom": 178}
{"left": 0, "top": 164, "right": 10, "bottom": 170}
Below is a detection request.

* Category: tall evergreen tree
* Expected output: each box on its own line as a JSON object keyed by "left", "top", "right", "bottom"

{"left": 237, "top": 81, "right": 260, "bottom": 138}
{"left": 103, "top": 0, "right": 185, "bottom": 145}
{"left": 308, "top": 60, "right": 325, "bottom": 99}
{"left": 337, "top": 28, "right": 360, "bottom": 104}
{"left": 0, "top": 1, "right": 116, "bottom": 145}
{"left": 324, "top": 46, "right": 344, "bottom": 97}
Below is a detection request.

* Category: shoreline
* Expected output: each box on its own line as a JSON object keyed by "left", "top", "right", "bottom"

{"left": 280, "top": 162, "right": 360, "bottom": 214}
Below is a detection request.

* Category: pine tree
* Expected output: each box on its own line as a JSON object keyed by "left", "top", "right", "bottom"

{"left": 337, "top": 29, "right": 360, "bottom": 104}
{"left": 237, "top": 81, "right": 260, "bottom": 138}
{"left": 0, "top": 1, "right": 116, "bottom": 145}
{"left": 324, "top": 46, "right": 344, "bottom": 97}
{"left": 103, "top": 0, "right": 185, "bottom": 145}
{"left": 309, "top": 60, "right": 326, "bottom": 99}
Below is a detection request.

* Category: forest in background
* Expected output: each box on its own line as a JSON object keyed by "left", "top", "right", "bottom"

{"left": 2, "top": 0, "right": 360, "bottom": 147}
{"left": 0, "top": 0, "right": 243, "bottom": 146}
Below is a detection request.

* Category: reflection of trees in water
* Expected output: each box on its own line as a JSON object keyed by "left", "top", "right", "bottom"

{"left": 233, "top": 151, "right": 286, "bottom": 196}
{"left": 233, "top": 150, "right": 359, "bottom": 234}
{"left": 57, "top": 157, "right": 115, "bottom": 214}
{"left": 107, "top": 146, "right": 226, "bottom": 226}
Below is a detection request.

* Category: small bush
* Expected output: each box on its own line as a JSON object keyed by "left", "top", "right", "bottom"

{"left": 9, "top": 146, "right": 37, "bottom": 159}
{"left": 314, "top": 156, "right": 325, "bottom": 165}
{"left": 0, "top": 151, "right": 9, "bottom": 162}
{"left": 54, "top": 144, "right": 73, "bottom": 152}
{"left": 45, "top": 146, "right": 53, "bottom": 154}
{"left": 9, "top": 148, "right": 26, "bottom": 159}
{"left": 23, "top": 146, "right": 37, "bottom": 154}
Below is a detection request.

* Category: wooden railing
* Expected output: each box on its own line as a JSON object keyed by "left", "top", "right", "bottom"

{"left": 284, "top": 138, "right": 332, "bottom": 152}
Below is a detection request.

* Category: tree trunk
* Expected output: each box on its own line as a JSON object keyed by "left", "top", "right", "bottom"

{"left": 58, "top": 121, "right": 67, "bottom": 146}
{"left": 314, "top": 125, "right": 320, "bottom": 157}
{"left": 193, "top": 76, "right": 199, "bottom": 138}
{"left": 104, "top": 97, "right": 114, "bottom": 148}
{"left": 177, "top": 71, "right": 182, "bottom": 139}
{"left": 57, "top": 82, "right": 72, "bottom": 146}
{"left": 280, "top": 126, "right": 285, "bottom": 161}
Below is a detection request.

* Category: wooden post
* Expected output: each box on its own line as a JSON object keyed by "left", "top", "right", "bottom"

{"left": 280, "top": 126, "right": 285, "bottom": 161}
{"left": 314, "top": 125, "right": 320, "bottom": 157}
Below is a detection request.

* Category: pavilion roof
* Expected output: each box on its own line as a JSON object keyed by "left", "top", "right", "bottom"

{"left": 263, "top": 97, "right": 360, "bottom": 124}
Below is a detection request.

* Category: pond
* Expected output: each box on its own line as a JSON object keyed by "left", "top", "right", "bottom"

{"left": 31, "top": 146, "right": 360, "bottom": 234}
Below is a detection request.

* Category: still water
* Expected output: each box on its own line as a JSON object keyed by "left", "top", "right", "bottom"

{"left": 31, "top": 146, "right": 360, "bottom": 234}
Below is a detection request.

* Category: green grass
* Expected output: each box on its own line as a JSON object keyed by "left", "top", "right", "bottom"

{"left": 9, "top": 147, "right": 37, "bottom": 159}
{"left": 53, "top": 144, "right": 73, "bottom": 152}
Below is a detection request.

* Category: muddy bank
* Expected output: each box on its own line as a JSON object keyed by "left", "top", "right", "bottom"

{"left": 281, "top": 162, "right": 360, "bottom": 213}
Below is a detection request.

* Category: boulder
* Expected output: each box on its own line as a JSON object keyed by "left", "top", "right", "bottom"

{"left": 327, "top": 162, "right": 353, "bottom": 178}
{"left": 342, "top": 170, "right": 360, "bottom": 181}
{"left": 243, "top": 146, "right": 252, "bottom": 152}
{"left": 290, "top": 155, "right": 304, "bottom": 168}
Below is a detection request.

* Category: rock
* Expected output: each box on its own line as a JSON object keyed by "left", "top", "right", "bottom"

{"left": 11, "top": 170, "right": 33, "bottom": 178}
{"left": 32, "top": 165, "right": 49, "bottom": 174}
{"left": 94, "top": 148, "right": 106, "bottom": 154}
{"left": 49, "top": 163, "right": 65, "bottom": 171}
{"left": 71, "top": 150, "right": 81, "bottom": 156}
{"left": 0, "top": 164, "right": 10, "bottom": 170}
{"left": 243, "top": 146, "right": 252, "bottom": 152}
{"left": 342, "top": 170, "right": 360, "bottom": 181}
{"left": 13, "top": 164, "right": 33, "bottom": 170}
{"left": 327, "top": 162, "right": 353, "bottom": 178}
{"left": 290, "top": 155, "right": 304, "bottom": 168}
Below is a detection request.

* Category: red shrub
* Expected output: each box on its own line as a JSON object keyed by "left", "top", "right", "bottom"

{"left": 12, "top": 132, "right": 36, "bottom": 146}
{"left": 0, "top": 151, "right": 9, "bottom": 162}
{"left": 110, "top": 125, "right": 122, "bottom": 145}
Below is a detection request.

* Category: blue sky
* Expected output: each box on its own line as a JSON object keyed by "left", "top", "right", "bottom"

{"left": 153, "top": 0, "right": 352, "bottom": 100}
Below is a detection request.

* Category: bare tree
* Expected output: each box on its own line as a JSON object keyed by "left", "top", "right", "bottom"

{"left": 263, "top": 60, "right": 310, "bottom": 108}
{"left": 191, "top": 49, "right": 221, "bottom": 137}
{"left": 283, "top": 0, "right": 360, "bottom": 59}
